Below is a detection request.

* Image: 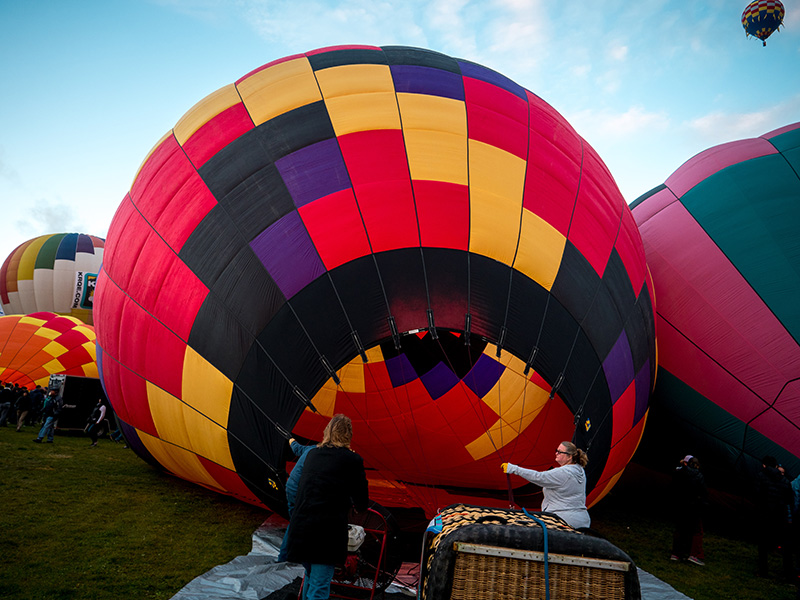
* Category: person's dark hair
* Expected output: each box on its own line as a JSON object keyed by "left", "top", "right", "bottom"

{"left": 561, "top": 441, "right": 589, "bottom": 468}
{"left": 319, "top": 414, "right": 353, "bottom": 449}
{"left": 688, "top": 457, "right": 700, "bottom": 469}
{"left": 762, "top": 455, "right": 778, "bottom": 468}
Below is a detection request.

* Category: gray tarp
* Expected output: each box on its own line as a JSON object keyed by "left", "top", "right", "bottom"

{"left": 637, "top": 568, "right": 693, "bottom": 600}
{"left": 170, "top": 515, "right": 304, "bottom": 600}
{"left": 170, "top": 516, "right": 692, "bottom": 600}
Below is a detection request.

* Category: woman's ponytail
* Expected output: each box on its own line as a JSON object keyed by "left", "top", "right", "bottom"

{"left": 573, "top": 448, "right": 589, "bottom": 468}
{"left": 561, "top": 441, "right": 589, "bottom": 468}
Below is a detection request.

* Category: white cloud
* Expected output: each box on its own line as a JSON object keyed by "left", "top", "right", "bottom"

{"left": 781, "top": 0, "right": 800, "bottom": 28}
{"left": 427, "top": 0, "right": 469, "bottom": 30}
{"left": 240, "top": 0, "right": 429, "bottom": 50}
{"left": 599, "top": 71, "right": 622, "bottom": 95}
{"left": 12, "top": 199, "right": 86, "bottom": 241}
{"left": 151, "top": 0, "right": 233, "bottom": 23}
{"left": 488, "top": 19, "right": 542, "bottom": 55}
{"left": 569, "top": 105, "right": 671, "bottom": 141}
{"left": 424, "top": 0, "right": 478, "bottom": 57}
{"left": 0, "top": 148, "right": 21, "bottom": 186}
{"left": 465, "top": 0, "right": 549, "bottom": 80}
{"left": 608, "top": 44, "right": 628, "bottom": 61}
{"left": 497, "top": 0, "right": 539, "bottom": 10}
{"left": 489, "top": 0, "right": 547, "bottom": 38}
{"left": 234, "top": 0, "right": 557, "bottom": 77}
{"left": 570, "top": 64, "right": 591, "bottom": 78}
{"left": 687, "top": 95, "right": 800, "bottom": 144}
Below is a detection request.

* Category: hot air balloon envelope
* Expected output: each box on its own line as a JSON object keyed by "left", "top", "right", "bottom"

{"left": 1, "top": 233, "right": 104, "bottom": 325}
{"left": 0, "top": 311, "right": 98, "bottom": 388}
{"left": 631, "top": 122, "right": 800, "bottom": 480}
{"left": 95, "top": 45, "right": 656, "bottom": 515}
{"left": 741, "top": 0, "right": 785, "bottom": 45}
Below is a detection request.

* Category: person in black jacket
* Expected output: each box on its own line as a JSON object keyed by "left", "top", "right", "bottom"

{"left": 32, "top": 389, "right": 63, "bottom": 443}
{"left": 0, "top": 382, "right": 17, "bottom": 426}
{"left": 286, "top": 414, "right": 369, "bottom": 600}
{"left": 670, "top": 455, "right": 708, "bottom": 565}
{"left": 756, "top": 455, "right": 793, "bottom": 579}
{"left": 28, "top": 385, "right": 45, "bottom": 425}
{"left": 15, "top": 389, "right": 32, "bottom": 431}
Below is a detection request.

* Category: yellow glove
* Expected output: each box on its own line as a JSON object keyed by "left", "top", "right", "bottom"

{"left": 501, "top": 462, "right": 509, "bottom": 474}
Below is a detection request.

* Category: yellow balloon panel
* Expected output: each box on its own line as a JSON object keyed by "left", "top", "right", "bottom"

{"left": 146, "top": 381, "right": 235, "bottom": 471}
{"left": 514, "top": 210, "right": 567, "bottom": 291}
{"left": 138, "top": 429, "right": 229, "bottom": 492}
{"left": 468, "top": 141, "right": 527, "bottom": 265}
{"left": 238, "top": 57, "right": 322, "bottom": 126}
{"left": 181, "top": 346, "right": 234, "bottom": 427}
{"left": 174, "top": 84, "right": 242, "bottom": 145}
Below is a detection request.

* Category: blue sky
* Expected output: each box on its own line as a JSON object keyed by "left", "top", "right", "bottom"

{"left": 1, "top": 0, "right": 798, "bottom": 265}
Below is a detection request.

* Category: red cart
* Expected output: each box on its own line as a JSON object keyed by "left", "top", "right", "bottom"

{"left": 299, "top": 506, "right": 401, "bottom": 600}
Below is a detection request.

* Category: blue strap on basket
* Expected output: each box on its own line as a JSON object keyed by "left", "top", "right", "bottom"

{"left": 522, "top": 507, "right": 550, "bottom": 600}
{"left": 507, "top": 472, "right": 550, "bottom": 600}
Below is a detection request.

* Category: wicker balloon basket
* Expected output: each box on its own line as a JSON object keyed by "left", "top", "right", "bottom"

{"left": 420, "top": 504, "right": 641, "bottom": 600}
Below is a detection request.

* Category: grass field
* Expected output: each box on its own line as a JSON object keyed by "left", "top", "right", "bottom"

{"left": 1, "top": 425, "right": 797, "bottom": 600}
{"left": 0, "top": 425, "right": 267, "bottom": 600}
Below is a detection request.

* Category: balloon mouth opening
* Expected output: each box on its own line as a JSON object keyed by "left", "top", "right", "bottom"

{"left": 377, "top": 328, "right": 492, "bottom": 380}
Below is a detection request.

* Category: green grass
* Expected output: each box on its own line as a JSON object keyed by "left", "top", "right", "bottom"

{"left": 590, "top": 463, "right": 797, "bottom": 600}
{"left": 1, "top": 426, "right": 796, "bottom": 599}
{"left": 0, "top": 426, "right": 268, "bottom": 600}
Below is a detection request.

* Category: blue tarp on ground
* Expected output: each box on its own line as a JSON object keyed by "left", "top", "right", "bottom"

{"left": 170, "top": 517, "right": 692, "bottom": 600}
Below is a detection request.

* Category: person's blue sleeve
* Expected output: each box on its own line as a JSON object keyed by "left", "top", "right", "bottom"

{"left": 291, "top": 440, "right": 316, "bottom": 458}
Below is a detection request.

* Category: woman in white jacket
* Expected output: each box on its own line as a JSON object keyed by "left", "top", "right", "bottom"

{"left": 502, "top": 441, "right": 590, "bottom": 529}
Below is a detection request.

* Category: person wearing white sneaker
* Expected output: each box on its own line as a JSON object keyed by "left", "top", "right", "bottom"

{"left": 670, "top": 455, "right": 707, "bottom": 564}
{"left": 85, "top": 399, "right": 107, "bottom": 447}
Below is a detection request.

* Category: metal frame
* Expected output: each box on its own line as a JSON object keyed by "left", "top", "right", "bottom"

{"left": 298, "top": 507, "right": 390, "bottom": 600}
{"left": 453, "top": 542, "right": 631, "bottom": 572}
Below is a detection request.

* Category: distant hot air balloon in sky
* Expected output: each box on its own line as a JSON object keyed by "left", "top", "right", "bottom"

{"left": 95, "top": 45, "right": 656, "bottom": 516}
{"left": 741, "top": 0, "right": 785, "bottom": 46}
{"left": 0, "top": 311, "right": 98, "bottom": 388}
{"left": 631, "top": 122, "right": 800, "bottom": 480}
{"left": 1, "top": 233, "right": 104, "bottom": 325}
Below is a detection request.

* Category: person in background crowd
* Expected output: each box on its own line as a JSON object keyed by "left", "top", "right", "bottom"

{"left": 28, "top": 385, "right": 45, "bottom": 425}
{"left": 108, "top": 406, "right": 125, "bottom": 443}
{"left": 15, "top": 388, "right": 32, "bottom": 431}
{"left": 791, "top": 472, "right": 800, "bottom": 588}
{"left": 32, "top": 389, "right": 62, "bottom": 444}
{"left": 755, "top": 455, "right": 793, "bottom": 580}
{"left": 0, "top": 383, "right": 14, "bottom": 427}
{"left": 86, "top": 398, "right": 107, "bottom": 447}
{"left": 670, "top": 455, "right": 708, "bottom": 565}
